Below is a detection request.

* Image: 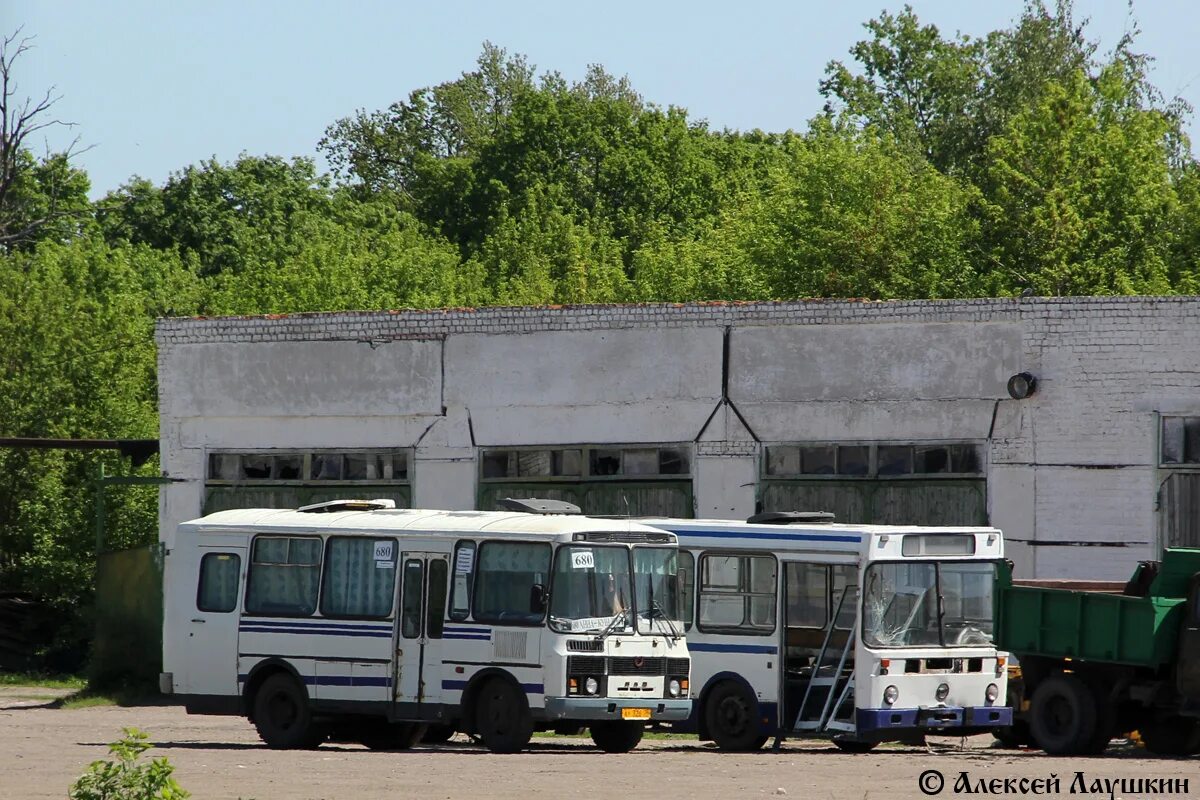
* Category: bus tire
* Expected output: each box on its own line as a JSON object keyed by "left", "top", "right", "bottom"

{"left": 1140, "top": 716, "right": 1200, "bottom": 756}
{"left": 832, "top": 738, "right": 878, "bottom": 753}
{"left": 474, "top": 677, "right": 533, "bottom": 753}
{"left": 590, "top": 721, "right": 644, "bottom": 753}
{"left": 705, "top": 681, "right": 765, "bottom": 752}
{"left": 422, "top": 723, "right": 457, "bottom": 744}
{"left": 252, "top": 673, "right": 322, "bottom": 749}
{"left": 1029, "top": 674, "right": 1098, "bottom": 755}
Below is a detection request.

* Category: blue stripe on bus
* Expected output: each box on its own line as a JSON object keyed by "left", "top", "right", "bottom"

{"left": 443, "top": 626, "right": 491, "bottom": 634}
{"left": 237, "top": 673, "right": 391, "bottom": 687}
{"left": 240, "top": 626, "right": 392, "bottom": 638}
{"left": 443, "top": 633, "right": 491, "bottom": 641}
{"left": 687, "top": 643, "right": 778, "bottom": 655}
{"left": 665, "top": 529, "right": 862, "bottom": 543}
{"left": 240, "top": 619, "right": 392, "bottom": 631}
{"left": 442, "top": 679, "right": 544, "bottom": 694}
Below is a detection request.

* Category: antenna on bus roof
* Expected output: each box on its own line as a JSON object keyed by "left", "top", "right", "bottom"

{"left": 745, "top": 511, "right": 836, "bottom": 525}
{"left": 499, "top": 497, "right": 582, "bottom": 515}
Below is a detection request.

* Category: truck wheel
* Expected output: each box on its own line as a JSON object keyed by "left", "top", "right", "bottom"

{"left": 1029, "top": 674, "right": 1098, "bottom": 755}
{"left": 252, "top": 673, "right": 323, "bottom": 749}
{"left": 705, "top": 681, "right": 765, "bottom": 751}
{"left": 1140, "top": 717, "right": 1200, "bottom": 756}
{"left": 474, "top": 677, "right": 533, "bottom": 753}
{"left": 590, "top": 721, "right": 645, "bottom": 752}
{"left": 360, "top": 722, "right": 427, "bottom": 750}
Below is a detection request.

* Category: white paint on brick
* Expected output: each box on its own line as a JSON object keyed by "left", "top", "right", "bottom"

{"left": 156, "top": 296, "right": 1200, "bottom": 578}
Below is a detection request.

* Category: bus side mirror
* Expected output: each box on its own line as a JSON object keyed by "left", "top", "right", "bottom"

{"left": 530, "top": 583, "right": 547, "bottom": 614}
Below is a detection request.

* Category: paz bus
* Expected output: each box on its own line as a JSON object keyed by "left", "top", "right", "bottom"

{"left": 160, "top": 499, "right": 690, "bottom": 754}
{"left": 639, "top": 512, "right": 1012, "bottom": 751}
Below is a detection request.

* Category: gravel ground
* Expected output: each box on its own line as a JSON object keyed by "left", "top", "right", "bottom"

{"left": 2, "top": 690, "right": 1196, "bottom": 800}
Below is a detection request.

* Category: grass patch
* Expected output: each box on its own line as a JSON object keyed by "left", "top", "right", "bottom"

{"left": 0, "top": 672, "right": 86, "bottom": 690}
{"left": 58, "top": 680, "right": 161, "bottom": 709}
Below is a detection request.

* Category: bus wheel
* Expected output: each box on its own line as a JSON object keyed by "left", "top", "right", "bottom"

{"left": 252, "top": 673, "right": 322, "bottom": 749}
{"left": 1029, "top": 674, "right": 1097, "bottom": 755}
{"left": 360, "top": 722, "right": 427, "bottom": 750}
{"left": 832, "top": 738, "right": 878, "bottom": 754}
{"left": 474, "top": 678, "right": 533, "bottom": 754}
{"left": 421, "top": 724, "right": 457, "bottom": 744}
{"left": 706, "top": 681, "right": 765, "bottom": 752}
{"left": 1140, "top": 717, "right": 1200, "bottom": 756}
{"left": 590, "top": 721, "right": 644, "bottom": 753}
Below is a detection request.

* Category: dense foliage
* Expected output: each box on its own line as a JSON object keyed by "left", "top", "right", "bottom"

{"left": 1, "top": 1, "right": 1198, "bottom": 669}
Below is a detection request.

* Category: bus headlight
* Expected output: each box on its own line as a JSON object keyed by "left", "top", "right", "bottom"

{"left": 936, "top": 683, "right": 950, "bottom": 702}
{"left": 585, "top": 677, "right": 600, "bottom": 695}
{"left": 883, "top": 685, "right": 899, "bottom": 705}
{"left": 985, "top": 683, "right": 1000, "bottom": 703}
{"left": 668, "top": 679, "right": 682, "bottom": 697}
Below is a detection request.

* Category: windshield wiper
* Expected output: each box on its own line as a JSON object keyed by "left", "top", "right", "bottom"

{"left": 645, "top": 573, "right": 681, "bottom": 640}
{"left": 646, "top": 599, "right": 682, "bottom": 640}
{"left": 594, "top": 608, "right": 628, "bottom": 641}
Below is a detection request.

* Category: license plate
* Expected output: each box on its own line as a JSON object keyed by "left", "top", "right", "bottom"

{"left": 621, "top": 707, "right": 651, "bottom": 720}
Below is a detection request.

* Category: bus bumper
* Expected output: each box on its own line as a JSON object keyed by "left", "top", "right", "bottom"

{"left": 855, "top": 705, "right": 1012, "bottom": 732}
{"left": 543, "top": 697, "right": 692, "bottom": 722}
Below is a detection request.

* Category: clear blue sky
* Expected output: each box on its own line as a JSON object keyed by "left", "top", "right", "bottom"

{"left": 7, "top": 0, "right": 1200, "bottom": 198}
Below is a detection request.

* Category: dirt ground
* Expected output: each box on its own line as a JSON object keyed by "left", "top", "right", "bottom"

{"left": 2, "top": 687, "right": 1197, "bottom": 800}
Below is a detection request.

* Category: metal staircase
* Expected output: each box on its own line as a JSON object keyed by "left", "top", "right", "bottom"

{"left": 791, "top": 585, "right": 858, "bottom": 735}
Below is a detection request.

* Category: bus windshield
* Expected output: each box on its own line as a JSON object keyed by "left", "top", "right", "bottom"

{"left": 633, "top": 547, "right": 683, "bottom": 637}
{"left": 862, "top": 561, "right": 995, "bottom": 648}
{"left": 548, "top": 545, "right": 633, "bottom": 634}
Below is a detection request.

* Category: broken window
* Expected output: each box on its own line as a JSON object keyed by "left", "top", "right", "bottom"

{"left": 206, "top": 450, "right": 410, "bottom": 484}
{"left": 481, "top": 445, "right": 691, "bottom": 480}
{"left": 763, "top": 443, "right": 983, "bottom": 478}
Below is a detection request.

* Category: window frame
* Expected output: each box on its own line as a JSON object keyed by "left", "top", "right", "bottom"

{"left": 1160, "top": 415, "right": 1200, "bottom": 468}
{"left": 206, "top": 448, "right": 413, "bottom": 486}
{"left": 763, "top": 441, "right": 985, "bottom": 481}
{"left": 470, "top": 539, "right": 553, "bottom": 627}
{"left": 695, "top": 550, "right": 778, "bottom": 637}
{"left": 679, "top": 549, "right": 696, "bottom": 631}
{"left": 244, "top": 534, "right": 325, "bottom": 618}
{"left": 478, "top": 444, "right": 693, "bottom": 482}
{"left": 318, "top": 535, "right": 398, "bottom": 621}
{"left": 196, "top": 552, "right": 242, "bottom": 613}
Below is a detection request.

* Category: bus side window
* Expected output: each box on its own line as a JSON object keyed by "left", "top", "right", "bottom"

{"left": 197, "top": 553, "right": 241, "bottom": 613}
{"left": 320, "top": 537, "right": 397, "bottom": 618}
{"left": 245, "top": 536, "right": 322, "bottom": 616}
{"left": 473, "top": 541, "right": 551, "bottom": 625}
{"left": 449, "top": 540, "right": 476, "bottom": 621}
{"left": 401, "top": 559, "right": 424, "bottom": 639}
{"left": 679, "top": 550, "right": 695, "bottom": 630}
{"left": 831, "top": 564, "right": 858, "bottom": 629}
{"left": 786, "top": 563, "right": 828, "bottom": 628}
{"left": 427, "top": 558, "right": 448, "bottom": 638}
{"left": 698, "top": 553, "right": 776, "bottom": 634}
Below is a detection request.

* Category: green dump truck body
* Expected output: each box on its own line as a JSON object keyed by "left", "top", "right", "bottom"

{"left": 995, "top": 549, "right": 1200, "bottom": 669}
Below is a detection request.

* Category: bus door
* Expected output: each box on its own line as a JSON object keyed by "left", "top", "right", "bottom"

{"left": 395, "top": 551, "right": 450, "bottom": 718}
{"left": 1178, "top": 573, "right": 1200, "bottom": 701}
{"left": 180, "top": 535, "right": 247, "bottom": 697}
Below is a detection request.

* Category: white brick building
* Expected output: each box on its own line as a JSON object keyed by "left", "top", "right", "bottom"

{"left": 155, "top": 297, "right": 1200, "bottom": 580}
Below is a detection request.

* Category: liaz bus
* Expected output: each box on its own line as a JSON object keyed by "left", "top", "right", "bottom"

{"left": 638, "top": 512, "right": 1011, "bottom": 752}
{"left": 160, "top": 499, "right": 690, "bottom": 754}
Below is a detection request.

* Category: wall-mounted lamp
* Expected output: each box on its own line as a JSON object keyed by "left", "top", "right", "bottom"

{"left": 1006, "top": 372, "right": 1037, "bottom": 400}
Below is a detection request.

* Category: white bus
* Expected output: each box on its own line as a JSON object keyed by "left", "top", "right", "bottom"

{"left": 639, "top": 512, "right": 1011, "bottom": 752}
{"left": 160, "top": 499, "right": 691, "bottom": 754}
